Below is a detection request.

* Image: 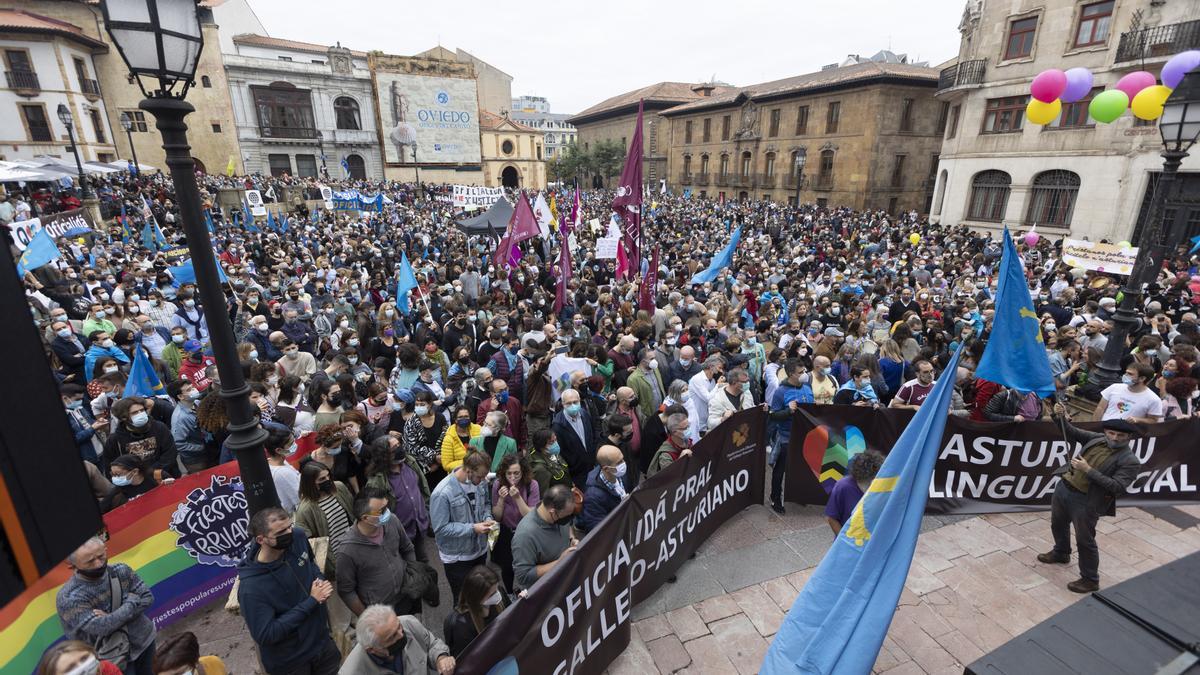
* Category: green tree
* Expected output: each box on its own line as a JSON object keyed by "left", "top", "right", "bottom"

{"left": 592, "top": 139, "right": 626, "bottom": 179}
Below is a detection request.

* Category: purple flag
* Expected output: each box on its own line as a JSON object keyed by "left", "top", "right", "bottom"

{"left": 509, "top": 192, "right": 540, "bottom": 243}
{"left": 612, "top": 100, "right": 643, "bottom": 273}
{"left": 554, "top": 238, "right": 572, "bottom": 314}
{"left": 639, "top": 245, "right": 659, "bottom": 313}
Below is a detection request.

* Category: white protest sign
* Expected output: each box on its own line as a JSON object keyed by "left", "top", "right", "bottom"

{"left": 245, "top": 190, "right": 267, "bottom": 217}
{"left": 318, "top": 185, "right": 334, "bottom": 210}
{"left": 452, "top": 185, "right": 504, "bottom": 207}
{"left": 596, "top": 237, "right": 619, "bottom": 259}
{"left": 1061, "top": 239, "right": 1138, "bottom": 276}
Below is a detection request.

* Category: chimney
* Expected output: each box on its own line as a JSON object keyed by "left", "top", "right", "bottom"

{"left": 691, "top": 83, "right": 715, "bottom": 97}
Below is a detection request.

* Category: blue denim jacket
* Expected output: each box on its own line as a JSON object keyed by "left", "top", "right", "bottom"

{"left": 429, "top": 471, "right": 492, "bottom": 562}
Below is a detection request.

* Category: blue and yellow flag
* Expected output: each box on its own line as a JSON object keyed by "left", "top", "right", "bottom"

{"left": 762, "top": 346, "right": 963, "bottom": 675}
{"left": 396, "top": 251, "right": 418, "bottom": 314}
{"left": 124, "top": 337, "right": 165, "bottom": 398}
{"left": 16, "top": 228, "right": 61, "bottom": 277}
{"left": 974, "top": 227, "right": 1055, "bottom": 397}
{"left": 690, "top": 225, "right": 742, "bottom": 284}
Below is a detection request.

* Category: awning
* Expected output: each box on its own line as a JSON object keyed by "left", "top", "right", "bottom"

{"left": 106, "top": 160, "right": 157, "bottom": 173}
{"left": 456, "top": 197, "right": 513, "bottom": 236}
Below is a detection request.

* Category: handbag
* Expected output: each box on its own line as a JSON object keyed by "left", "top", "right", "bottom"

{"left": 95, "top": 573, "right": 131, "bottom": 669}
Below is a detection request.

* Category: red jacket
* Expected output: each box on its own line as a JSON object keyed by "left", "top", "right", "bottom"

{"left": 179, "top": 355, "right": 216, "bottom": 391}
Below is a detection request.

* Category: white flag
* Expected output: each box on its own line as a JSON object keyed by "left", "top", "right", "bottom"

{"left": 533, "top": 192, "right": 554, "bottom": 238}
{"left": 548, "top": 355, "right": 592, "bottom": 402}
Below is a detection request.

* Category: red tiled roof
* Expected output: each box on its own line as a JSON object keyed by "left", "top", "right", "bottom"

{"left": 479, "top": 110, "right": 538, "bottom": 133}
{"left": 570, "top": 82, "right": 736, "bottom": 124}
{"left": 0, "top": 9, "right": 107, "bottom": 50}
{"left": 232, "top": 34, "right": 367, "bottom": 58}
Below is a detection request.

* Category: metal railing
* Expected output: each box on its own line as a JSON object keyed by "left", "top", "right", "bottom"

{"left": 5, "top": 70, "right": 40, "bottom": 91}
{"left": 783, "top": 174, "right": 802, "bottom": 188}
{"left": 1116, "top": 20, "right": 1200, "bottom": 62}
{"left": 814, "top": 175, "right": 835, "bottom": 190}
{"left": 260, "top": 126, "right": 318, "bottom": 139}
{"left": 80, "top": 78, "right": 100, "bottom": 96}
{"left": 937, "top": 59, "right": 986, "bottom": 93}
{"left": 715, "top": 174, "right": 731, "bottom": 186}
{"left": 757, "top": 173, "right": 776, "bottom": 188}
{"left": 695, "top": 173, "right": 710, "bottom": 185}
{"left": 735, "top": 173, "right": 753, "bottom": 187}
{"left": 679, "top": 174, "right": 693, "bottom": 185}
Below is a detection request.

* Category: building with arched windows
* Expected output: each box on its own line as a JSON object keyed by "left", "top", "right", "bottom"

{"left": 932, "top": 0, "right": 1200, "bottom": 243}
{"left": 224, "top": 34, "right": 382, "bottom": 180}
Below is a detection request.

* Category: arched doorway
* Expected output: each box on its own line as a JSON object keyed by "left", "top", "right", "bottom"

{"left": 501, "top": 166, "right": 520, "bottom": 188}
{"left": 738, "top": 191, "right": 748, "bottom": 201}
{"left": 591, "top": 174, "right": 604, "bottom": 189}
{"left": 192, "top": 157, "right": 206, "bottom": 174}
{"left": 345, "top": 154, "right": 366, "bottom": 180}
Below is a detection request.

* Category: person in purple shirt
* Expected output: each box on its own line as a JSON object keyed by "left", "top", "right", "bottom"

{"left": 490, "top": 453, "right": 540, "bottom": 594}
{"left": 825, "top": 450, "right": 885, "bottom": 535}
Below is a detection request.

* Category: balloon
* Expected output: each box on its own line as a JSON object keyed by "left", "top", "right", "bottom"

{"left": 1117, "top": 240, "right": 1132, "bottom": 248}
{"left": 1131, "top": 85, "right": 1173, "bottom": 120}
{"left": 1161, "top": 50, "right": 1200, "bottom": 90}
{"left": 1061, "top": 67, "right": 1094, "bottom": 103}
{"left": 1024, "top": 230, "right": 1040, "bottom": 246}
{"left": 1089, "top": 90, "right": 1129, "bottom": 123}
{"left": 1030, "top": 69, "right": 1068, "bottom": 103}
{"left": 908, "top": 233, "right": 920, "bottom": 245}
{"left": 1115, "top": 71, "right": 1157, "bottom": 100}
{"left": 1025, "top": 98, "right": 1061, "bottom": 125}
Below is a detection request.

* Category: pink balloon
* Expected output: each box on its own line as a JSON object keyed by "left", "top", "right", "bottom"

{"left": 1024, "top": 231, "right": 1040, "bottom": 246}
{"left": 1030, "top": 69, "right": 1067, "bottom": 103}
{"left": 1115, "top": 71, "right": 1157, "bottom": 100}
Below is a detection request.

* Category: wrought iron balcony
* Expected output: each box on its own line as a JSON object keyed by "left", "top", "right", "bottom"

{"left": 6, "top": 70, "right": 40, "bottom": 91}
{"left": 937, "top": 59, "right": 986, "bottom": 93}
{"left": 694, "top": 173, "right": 710, "bottom": 185}
{"left": 80, "top": 78, "right": 100, "bottom": 96}
{"left": 261, "top": 126, "right": 318, "bottom": 139}
{"left": 814, "top": 175, "right": 835, "bottom": 191}
{"left": 757, "top": 173, "right": 776, "bottom": 188}
{"left": 679, "top": 174, "right": 693, "bottom": 185}
{"left": 1116, "top": 20, "right": 1200, "bottom": 62}
{"left": 735, "top": 173, "right": 753, "bottom": 187}
{"left": 783, "top": 174, "right": 803, "bottom": 188}
{"left": 715, "top": 174, "right": 731, "bottom": 186}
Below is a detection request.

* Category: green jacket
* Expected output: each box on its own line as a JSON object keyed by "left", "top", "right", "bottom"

{"left": 293, "top": 480, "right": 353, "bottom": 576}
{"left": 470, "top": 434, "right": 517, "bottom": 472}
{"left": 364, "top": 454, "right": 431, "bottom": 509}
{"left": 528, "top": 450, "right": 573, "bottom": 496}
{"left": 646, "top": 441, "right": 683, "bottom": 479}
{"left": 161, "top": 343, "right": 184, "bottom": 379}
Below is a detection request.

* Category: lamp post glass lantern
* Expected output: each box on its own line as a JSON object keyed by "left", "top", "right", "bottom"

{"left": 793, "top": 150, "right": 807, "bottom": 208}
{"left": 102, "top": 0, "right": 278, "bottom": 514}
{"left": 119, "top": 111, "right": 141, "bottom": 174}
{"left": 56, "top": 104, "right": 94, "bottom": 199}
{"left": 1089, "top": 70, "right": 1200, "bottom": 388}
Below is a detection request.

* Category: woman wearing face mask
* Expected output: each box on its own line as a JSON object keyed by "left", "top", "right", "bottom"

{"left": 470, "top": 410, "right": 516, "bottom": 473}
{"left": 101, "top": 397, "right": 178, "bottom": 480}
{"left": 272, "top": 375, "right": 315, "bottom": 435}
{"left": 833, "top": 366, "right": 882, "bottom": 407}
{"left": 35, "top": 640, "right": 122, "bottom": 675}
{"left": 151, "top": 631, "right": 226, "bottom": 675}
{"left": 90, "top": 356, "right": 123, "bottom": 383}
{"left": 489, "top": 454, "right": 538, "bottom": 594}
{"left": 368, "top": 319, "right": 401, "bottom": 367}
{"left": 440, "top": 406, "right": 481, "bottom": 472}
{"left": 403, "top": 390, "right": 448, "bottom": 486}
{"left": 304, "top": 423, "right": 360, "bottom": 493}
{"left": 264, "top": 429, "right": 301, "bottom": 513}
{"left": 294, "top": 461, "right": 355, "bottom": 578}
{"left": 442, "top": 565, "right": 506, "bottom": 658}
{"left": 107, "top": 454, "right": 162, "bottom": 504}
{"left": 1163, "top": 376, "right": 1199, "bottom": 420}
{"left": 309, "top": 379, "right": 345, "bottom": 429}
{"left": 527, "top": 429, "right": 572, "bottom": 496}
{"left": 446, "top": 346, "right": 478, "bottom": 393}
{"left": 357, "top": 382, "right": 394, "bottom": 430}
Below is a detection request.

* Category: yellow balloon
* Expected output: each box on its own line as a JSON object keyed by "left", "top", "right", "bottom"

{"left": 908, "top": 233, "right": 920, "bottom": 245}
{"left": 1025, "top": 98, "right": 1062, "bottom": 125}
{"left": 1131, "top": 84, "right": 1172, "bottom": 120}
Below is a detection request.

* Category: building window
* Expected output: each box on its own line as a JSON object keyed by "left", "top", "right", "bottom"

{"left": 278, "top": 56, "right": 293, "bottom": 62}
{"left": 1049, "top": 88, "right": 1101, "bottom": 128}
{"left": 501, "top": 139, "right": 514, "bottom": 154}
{"left": 719, "top": 154, "right": 729, "bottom": 176}
{"left": 721, "top": 115, "right": 730, "bottom": 141}
{"left": 891, "top": 155, "right": 906, "bottom": 188}
{"left": 769, "top": 109, "right": 781, "bottom": 137}
{"left": 1005, "top": 16, "right": 1038, "bottom": 59}
{"left": 700, "top": 154, "right": 709, "bottom": 175}
{"left": 817, "top": 150, "right": 834, "bottom": 187}
{"left": 826, "top": 101, "right": 840, "bottom": 133}
{"left": 702, "top": 117, "right": 711, "bottom": 142}
{"left": 345, "top": 154, "right": 366, "bottom": 179}
{"left": 201, "top": 75, "right": 212, "bottom": 88}
{"left": 268, "top": 154, "right": 292, "bottom": 177}
{"left": 765, "top": 152, "right": 776, "bottom": 177}
{"left": 684, "top": 120, "right": 693, "bottom": 144}
{"left": 334, "top": 96, "right": 361, "bottom": 130}
{"left": 795, "top": 105, "right": 809, "bottom": 135}
{"left": 888, "top": 197, "right": 899, "bottom": 214}
{"left": 122, "top": 110, "right": 148, "bottom": 132}
{"left": 1025, "top": 170, "right": 1080, "bottom": 226}
{"left": 900, "top": 99, "right": 915, "bottom": 132}
{"left": 4, "top": 49, "right": 34, "bottom": 77}
{"left": 19, "top": 103, "right": 51, "bottom": 142}
{"left": 947, "top": 105, "right": 961, "bottom": 138}
{"left": 295, "top": 154, "right": 318, "bottom": 177}
{"left": 1074, "top": 1, "right": 1113, "bottom": 48}
{"left": 211, "top": 122, "right": 222, "bottom": 133}
{"left": 88, "top": 108, "right": 106, "bottom": 143}
{"left": 933, "top": 169, "right": 948, "bottom": 215}
{"left": 981, "top": 96, "right": 1028, "bottom": 133}
{"left": 740, "top": 151, "right": 752, "bottom": 177}
{"left": 967, "top": 170, "right": 1011, "bottom": 221}
{"left": 936, "top": 102, "right": 950, "bottom": 134}
{"left": 683, "top": 155, "right": 692, "bottom": 178}
{"left": 252, "top": 82, "right": 316, "bottom": 138}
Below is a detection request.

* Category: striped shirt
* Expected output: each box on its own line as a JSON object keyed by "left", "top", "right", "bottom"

{"left": 318, "top": 493, "right": 353, "bottom": 556}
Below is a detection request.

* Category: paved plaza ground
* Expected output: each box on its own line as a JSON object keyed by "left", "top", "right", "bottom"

{"left": 169, "top": 502, "right": 1200, "bottom": 674}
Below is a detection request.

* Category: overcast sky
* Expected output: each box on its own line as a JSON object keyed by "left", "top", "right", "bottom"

{"left": 249, "top": 0, "right": 966, "bottom": 114}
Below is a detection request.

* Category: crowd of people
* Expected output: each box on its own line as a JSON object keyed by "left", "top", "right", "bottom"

{"left": 10, "top": 164, "right": 1200, "bottom": 675}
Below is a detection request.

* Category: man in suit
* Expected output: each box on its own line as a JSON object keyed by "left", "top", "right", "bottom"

{"left": 1039, "top": 406, "right": 1143, "bottom": 593}
{"left": 552, "top": 388, "right": 597, "bottom": 489}
{"left": 51, "top": 319, "right": 89, "bottom": 382}
{"left": 627, "top": 348, "right": 666, "bottom": 421}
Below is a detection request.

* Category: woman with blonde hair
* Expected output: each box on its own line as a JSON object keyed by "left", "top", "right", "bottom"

{"left": 470, "top": 410, "right": 517, "bottom": 472}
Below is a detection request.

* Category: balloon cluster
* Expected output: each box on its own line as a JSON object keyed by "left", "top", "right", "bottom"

{"left": 1025, "top": 50, "right": 1200, "bottom": 126}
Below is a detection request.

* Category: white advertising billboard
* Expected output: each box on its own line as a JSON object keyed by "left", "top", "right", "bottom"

{"left": 378, "top": 73, "right": 481, "bottom": 165}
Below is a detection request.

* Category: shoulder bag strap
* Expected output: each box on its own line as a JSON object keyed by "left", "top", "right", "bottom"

{"left": 109, "top": 571, "right": 123, "bottom": 612}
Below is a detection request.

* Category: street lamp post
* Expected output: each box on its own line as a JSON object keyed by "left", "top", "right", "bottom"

{"left": 1090, "top": 70, "right": 1200, "bottom": 388}
{"left": 793, "top": 149, "right": 807, "bottom": 208}
{"left": 56, "top": 104, "right": 94, "bottom": 199}
{"left": 119, "top": 111, "right": 141, "bottom": 174}
{"left": 316, "top": 130, "right": 327, "bottom": 180}
{"left": 102, "top": 0, "right": 277, "bottom": 515}
{"left": 411, "top": 142, "right": 421, "bottom": 184}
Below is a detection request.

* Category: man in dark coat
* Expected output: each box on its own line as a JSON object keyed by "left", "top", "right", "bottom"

{"left": 551, "top": 388, "right": 597, "bottom": 488}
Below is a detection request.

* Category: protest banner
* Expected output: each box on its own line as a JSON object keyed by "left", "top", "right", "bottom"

{"left": 331, "top": 190, "right": 384, "bottom": 212}
{"left": 595, "top": 237, "right": 619, "bottom": 259}
{"left": 10, "top": 209, "right": 95, "bottom": 251}
{"left": 456, "top": 409, "right": 767, "bottom": 675}
{"left": 452, "top": 185, "right": 504, "bottom": 207}
{"left": 547, "top": 355, "right": 591, "bottom": 402}
{"left": 784, "top": 406, "right": 1200, "bottom": 514}
{"left": 244, "top": 189, "right": 267, "bottom": 217}
{"left": 318, "top": 185, "right": 334, "bottom": 210}
{"left": 1061, "top": 239, "right": 1139, "bottom": 276}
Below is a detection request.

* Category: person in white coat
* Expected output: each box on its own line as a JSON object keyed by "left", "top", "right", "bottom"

{"left": 707, "top": 367, "right": 756, "bottom": 431}
{"left": 687, "top": 355, "right": 725, "bottom": 434}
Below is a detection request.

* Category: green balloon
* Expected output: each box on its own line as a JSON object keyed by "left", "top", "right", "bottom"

{"left": 1089, "top": 90, "right": 1129, "bottom": 124}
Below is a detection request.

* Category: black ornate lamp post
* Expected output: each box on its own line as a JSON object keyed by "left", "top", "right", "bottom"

{"left": 56, "top": 104, "right": 94, "bottom": 199}
{"left": 411, "top": 142, "right": 421, "bottom": 184}
{"left": 793, "top": 148, "right": 807, "bottom": 208}
{"left": 316, "top": 130, "right": 327, "bottom": 180}
{"left": 1090, "top": 70, "right": 1200, "bottom": 387}
{"left": 119, "top": 111, "right": 141, "bottom": 174}
{"left": 102, "top": 0, "right": 277, "bottom": 514}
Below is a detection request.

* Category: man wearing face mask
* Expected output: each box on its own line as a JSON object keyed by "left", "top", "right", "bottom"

{"left": 627, "top": 348, "right": 666, "bottom": 420}
{"left": 56, "top": 536, "right": 156, "bottom": 674}
{"left": 101, "top": 397, "right": 178, "bottom": 480}
{"left": 248, "top": 316, "right": 283, "bottom": 362}
{"left": 341, "top": 604, "right": 455, "bottom": 675}
{"left": 1040, "top": 405, "right": 1144, "bottom": 593}
{"left": 429, "top": 451, "right": 495, "bottom": 603}
{"left": 238, "top": 507, "right": 340, "bottom": 675}
{"left": 170, "top": 293, "right": 209, "bottom": 343}
{"left": 552, "top": 388, "right": 597, "bottom": 489}
{"left": 281, "top": 309, "right": 318, "bottom": 355}
{"left": 83, "top": 331, "right": 130, "bottom": 384}
{"left": 336, "top": 488, "right": 419, "bottom": 618}
{"left": 177, "top": 340, "right": 216, "bottom": 393}
{"left": 51, "top": 319, "right": 89, "bottom": 382}
{"left": 767, "top": 360, "right": 815, "bottom": 514}
{"left": 168, "top": 380, "right": 210, "bottom": 473}
{"left": 577, "top": 445, "right": 628, "bottom": 534}
{"left": 511, "top": 484, "right": 577, "bottom": 592}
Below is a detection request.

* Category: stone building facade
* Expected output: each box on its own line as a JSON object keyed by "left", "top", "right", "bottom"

{"left": 933, "top": 0, "right": 1200, "bottom": 242}
{"left": 479, "top": 110, "right": 545, "bottom": 189}
{"left": 660, "top": 62, "right": 944, "bottom": 213}
{"left": 418, "top": 46, "right": 512, "bottom": 116}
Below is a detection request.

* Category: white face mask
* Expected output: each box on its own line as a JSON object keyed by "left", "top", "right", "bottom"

{"left": 482, "top": 590, "right": 503, "bottom": 606}
{"left": 64, "top": 655, "right": 99, "bottom": 675}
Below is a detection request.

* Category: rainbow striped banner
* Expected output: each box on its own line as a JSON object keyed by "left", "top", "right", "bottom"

{"left": 0, "top": 463, "right": 248, "bottom": 674}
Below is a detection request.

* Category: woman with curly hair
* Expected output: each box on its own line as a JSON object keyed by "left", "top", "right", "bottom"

{"left": 404, "top": 389, "right": 448, "bottom": 486}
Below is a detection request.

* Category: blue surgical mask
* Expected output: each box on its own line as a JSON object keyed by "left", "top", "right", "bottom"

{"left": 565, "top": 403, "right": 581, "bottom": 417}
{"left": 547, "top": 442, "right": 560, "bottom": 455}
{"left": 497, "top": 391, "right": 509, "bottom": 405}
{"left": 376, "top": 508, "right": 392, "bottom": 525}
{"left": 112, "top": 474, "right": 132, "bottom": 487}
{"left": 66, "top": 399, "right": 84, "bottom": 410}
{"left": 1121, "top": 375, "right": 1135, "bottom": 386}
{"left": 130, "top": 412, "right": 149, "bottom": 427}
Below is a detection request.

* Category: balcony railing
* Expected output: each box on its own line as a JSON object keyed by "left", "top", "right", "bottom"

{"left": 735, "top": 173, "right": 753, "bottom": 187}
{"left": 1116, "top": 20, "right": 1200, "bottom": 62}
{"left": 679, "top": 174, "right": 693, "bottom": 185}
{"left": 937, "top": 59, "right": 986, "bottom": 93}
{"left": 783, "top": 174, "right": 802, "bottom": 188}
{"left": 814, "top": 175, "right": 834, "bottom": 191}
{"left": 261, "top": 126, "right": 318, "bottom": 139}
{"left": 5, "top": 70, "right": 40, "bottom": 91}
{"left": 80, "top": 78, "right": 100, "bottom": 96}
{"left": 757, "top": 173, "right": 776, "bottom": 188}
{"left": 694, "top": 173, "right": 710, "bottom": 186}
{"left": 714, "top": 174, "right": 731, "bottom": 186}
